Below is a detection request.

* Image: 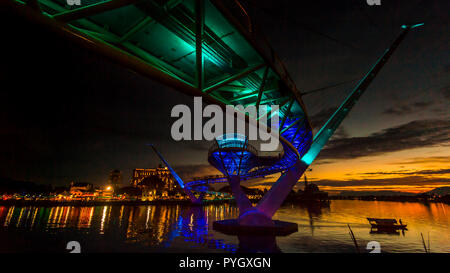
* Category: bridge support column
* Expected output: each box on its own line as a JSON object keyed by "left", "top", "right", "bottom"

{"left": 235, "top": 159, "right": 308, "bottom": 226}
{"left": 213, "top": 160, "right": 307, "bottom": 235}
{"left": 228, "top": 176, "right": 253, "bottom": 215}
{"left": 256, "top": 159, "right": 309, "bottom": 218}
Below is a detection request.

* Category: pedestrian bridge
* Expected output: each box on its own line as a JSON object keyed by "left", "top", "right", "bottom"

{"left": 7, "top": 0, "right": 423, "bottom": 227}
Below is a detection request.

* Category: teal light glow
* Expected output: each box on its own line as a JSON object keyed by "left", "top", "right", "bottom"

{"left": 301, "top": 148, "right": 317, "bottom": 165}
{"left": 411, "top": 23, "right": 425, "bottom": 29}
{"left": 300, "top": 129, "right": 332, "bottom": 165}
{"left": 402, "top": 23, "right": 424, "bottom": 29}
{"left": 179, "top": 40, "right": 223, "bottom": 69}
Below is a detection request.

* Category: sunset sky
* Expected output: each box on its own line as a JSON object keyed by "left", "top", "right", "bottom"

{"left": 0, "top": 0, "right": 448, "bottom": 194}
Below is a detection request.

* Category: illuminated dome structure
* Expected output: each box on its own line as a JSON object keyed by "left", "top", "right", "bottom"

{"left": 208, "top": 133, "right": 287, "bottom": 177}
{"left": 208, "top": 134, "right": 259, "bottom": 176}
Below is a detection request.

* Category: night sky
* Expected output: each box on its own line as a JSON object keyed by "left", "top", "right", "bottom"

{"left": 0, "top": 0, "right": 448, "bottom": 193}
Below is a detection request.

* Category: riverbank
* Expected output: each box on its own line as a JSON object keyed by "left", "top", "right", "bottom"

{"left": 0, "top": 199, "right": 233, "bottom": 207}
{"left": 1, "top": 197, "right": 448, "bottom": 208}
{"left": 329, "top": 195, "right": 450, "bottom": 204}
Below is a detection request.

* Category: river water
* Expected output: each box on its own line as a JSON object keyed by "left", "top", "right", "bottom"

{"left": 0, "top": 200, "right": 448, "bottom": 253}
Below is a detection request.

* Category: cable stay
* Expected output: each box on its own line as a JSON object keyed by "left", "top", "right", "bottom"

{"left": 300, "top": 78, "right": 360, "bottom": 96}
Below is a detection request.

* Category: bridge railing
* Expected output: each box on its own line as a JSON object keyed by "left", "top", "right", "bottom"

{"left": 207, "top": 139, "right": 258, "bottom": 157}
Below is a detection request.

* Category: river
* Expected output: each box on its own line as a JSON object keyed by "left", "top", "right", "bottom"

{"left": 0, "top": 200, "right": 448, "bottom": 253}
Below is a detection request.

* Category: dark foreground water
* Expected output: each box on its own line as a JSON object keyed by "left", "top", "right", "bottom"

{"left": 0, "top": 200, "right": 448, "bottom": 253}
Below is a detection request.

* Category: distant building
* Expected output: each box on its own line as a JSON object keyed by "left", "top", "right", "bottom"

{"left": 69, "top": 182, "right": 94, "bottom": 198}
{"left": 108, "top": 169, "right": 122, "bottom": 192}
{"left": 131, "top": 165, "right": 181, "bottom": 199}
{"left": 297, "top": 176, "right": 329, "bottom": 202}
{"left": 95, "top": 186, "right": 114, "bottom": 199}
{"left": 131, "top": 166, "right": 173, "bottom": 188}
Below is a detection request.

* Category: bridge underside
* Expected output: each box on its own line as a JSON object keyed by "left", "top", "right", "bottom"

{"left": 13, "top": 0, "right": 314, "bottom": 170}
{"left": 19, "top": 0, "right": 310, "bottom": 117}
{"left": 11, "top": 0, "right": 314, "bottom": 189}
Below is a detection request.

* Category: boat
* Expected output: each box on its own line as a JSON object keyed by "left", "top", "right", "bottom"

{"left": 367, "top": 218, "right": 407, "bottom": 230}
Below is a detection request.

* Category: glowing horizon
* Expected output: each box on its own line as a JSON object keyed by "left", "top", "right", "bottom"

{"left": 238, "top": 145, "right": 450, "bottom": 194}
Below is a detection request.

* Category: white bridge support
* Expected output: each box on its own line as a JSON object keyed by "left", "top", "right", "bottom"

{"left": 255, "top": 160, "right": 309, "bottom": 219}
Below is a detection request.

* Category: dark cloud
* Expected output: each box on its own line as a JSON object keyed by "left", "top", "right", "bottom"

{"left": 309, "top": 107, "right": 337, "bottom": 131}
{"left": 311, "top": 176, "right": 450, "bottom": 188}
{"left": 441, "top": 85, "right": 450, "bottom": 100}
{"left": 246, "top": 167, "right": 450, "bottom": 194}
{"left": 355, "top": 168, "right": 450, "bottom": 176}
{"left": 248, "top": 175, "right": 450, "bottom": 189}
{"left": 317, "top": 119, "right": 450, "bottom": 160}
{"left": 173, "top": 164, "right": 221, "bottom": 181}
{"left": 389, "top": 156, "right": 450, "bottom": 165}
{"left": 331, "top": 127, "right": 349, "bottom": 140}
{"left": 382, "top": 101, "right": 434, "bottom": 116}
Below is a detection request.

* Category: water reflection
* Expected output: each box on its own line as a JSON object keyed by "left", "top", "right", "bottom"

{"left": 235, "top": 203, "right": 331, "bottom": 253}
{"left": 0, "top": 201, "right": 449, "bottom": 253}
{"left": 237, "top": 235, "right": 281, "bottom": 253}
{"left": 302, "top": 202, "right": 330, "bottom": 236}
{"left": 275, "top": 200, "right": 450, "bottom": 253}
{"left": 0, "top": 203, "right": 241, "bottom": 252}
{"left": 369, "top": 228, "right": 405, "bottom": 236}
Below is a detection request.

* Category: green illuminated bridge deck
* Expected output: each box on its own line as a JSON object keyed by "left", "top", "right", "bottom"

{"left": 10, "top": 0, "right": 314, "bottom": 183}
{"left": 19, "top": 0, "right": 311, "bottom": 122}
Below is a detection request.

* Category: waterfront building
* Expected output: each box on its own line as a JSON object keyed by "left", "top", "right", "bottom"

{"left": 70, "top": 182, "right": 92, "bottom": 194}
{"left": 108, "top": 169, "right": 122, "bottom": 192}
{"left": 69, "top": 182, "right": 95, "bottom": 200}
{"left": 95, "top": 186, "right": 114, "bottom": 199}
{"left": 296, "top": 176, "right": 329, "bottom": 203}
{"left": 131, "top": 166, "right": 184, "bottom": 200}
{"left": 131, "top": 166, "right": 175, "bottom": 189}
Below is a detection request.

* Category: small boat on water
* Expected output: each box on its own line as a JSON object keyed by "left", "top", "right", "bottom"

{"left": 367, "top": 218, "right": 407, "bottom": 230}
